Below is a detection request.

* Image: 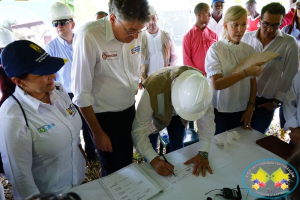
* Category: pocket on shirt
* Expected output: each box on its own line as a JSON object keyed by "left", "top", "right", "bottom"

{"left": 130, "top": 53, "right": 141, "bottom": 76}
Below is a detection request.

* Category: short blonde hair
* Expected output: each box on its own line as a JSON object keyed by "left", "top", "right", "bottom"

{"left": 223, "top": 5, "right": 247, "bottom": 38}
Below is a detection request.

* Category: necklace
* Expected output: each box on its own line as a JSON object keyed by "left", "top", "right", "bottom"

{"left": 40, "top": 92, "right": 49, "bottom": 102}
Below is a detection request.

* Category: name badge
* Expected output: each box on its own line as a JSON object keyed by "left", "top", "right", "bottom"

{"left": 102, "top": 51, "right": 119, "bottom": 60}
{"left": 66, "top": 104, "right": 77, "bottom": 117}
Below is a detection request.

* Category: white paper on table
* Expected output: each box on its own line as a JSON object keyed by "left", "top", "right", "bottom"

{"left": 163, "top": 163, "right": 194, "bottom": 188}
{"left": 98, "top": 163, "right": 162, "bottom": 200}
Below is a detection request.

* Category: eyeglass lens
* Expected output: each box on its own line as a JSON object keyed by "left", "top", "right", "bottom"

{"left": 52, "top": 20, "right": 70, "bottom": 27}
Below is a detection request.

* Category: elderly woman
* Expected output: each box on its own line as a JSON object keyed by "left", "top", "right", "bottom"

{"left": 205, "top": 5, "right": 263, "bottom": 135}
{"left": 0, "top": 40, "right": 85, "bottom": 199}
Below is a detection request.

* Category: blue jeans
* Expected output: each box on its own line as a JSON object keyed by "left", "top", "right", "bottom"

{"left": 214, "top": 108, "right": 244, "bottom": 135}
{"left": 148, "top": 115, "right": 186, "bottom": 153}
{"left": 251, "top": 97, "right": 275, "bottom": 134}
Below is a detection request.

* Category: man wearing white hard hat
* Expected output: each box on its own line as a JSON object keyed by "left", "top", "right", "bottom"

{"left": 132, "top": 66, "right": 215, "bottom": 177}
{"left": 139, "top": 6, "right": 178, "bottom": 152}
{"left": 45, "top": 2, "right": 97, "bottom": 162}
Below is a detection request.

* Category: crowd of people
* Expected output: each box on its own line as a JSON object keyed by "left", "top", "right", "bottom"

{"left": 0, "top": 0, "right": 300, "bottom": 199}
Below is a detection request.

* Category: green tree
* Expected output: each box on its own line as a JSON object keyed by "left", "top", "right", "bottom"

{"left": 61, "top": 0, "right": 74, "bottom": 13}
{"left": 1, "top": 19, "right": 17, "bottom": 31}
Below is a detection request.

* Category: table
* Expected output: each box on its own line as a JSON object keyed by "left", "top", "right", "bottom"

{"left": 67, "top": 127, "right": 284, "bottom": 200}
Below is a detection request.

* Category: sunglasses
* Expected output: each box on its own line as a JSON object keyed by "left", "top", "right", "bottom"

{"left": 52, "top": 19, "right": 72, "bottom": 27}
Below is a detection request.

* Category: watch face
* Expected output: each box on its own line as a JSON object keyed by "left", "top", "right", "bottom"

{"left": 199, "top": 151, "right": 208, "bottom": 158}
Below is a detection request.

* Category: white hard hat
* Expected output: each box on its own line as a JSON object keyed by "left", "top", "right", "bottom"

{"left": 50, "top": 2, "right": 74, "bottom": 21}
{"left": 149, "top": 6, "right": 157, "bottom": 15}
{"left": 172, "top": 70, "right": 213, "bottom": 121}
{"left": 0, "top": 28, "right": 15, "bottom": 48}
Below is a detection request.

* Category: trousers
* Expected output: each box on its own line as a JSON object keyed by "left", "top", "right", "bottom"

{"left": 95, "top": 104, "right": 135, "bottom": 177}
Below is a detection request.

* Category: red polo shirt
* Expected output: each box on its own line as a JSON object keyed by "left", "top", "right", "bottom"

{"left": 183, "top": 25, "right": 218, "bottom": 75}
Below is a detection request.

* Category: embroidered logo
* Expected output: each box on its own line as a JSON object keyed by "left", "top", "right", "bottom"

{"left": 30, "top": 43, "right": 43, "bottom": 53}
{"left": 102, "top": 52, "right": 118, "bottom": 60}
{"left": 37, "top": 123, "right": 55, "bottom": 133}
{"left": 130, "top": 45, "right": 141, "bottom": 54}
{"left": 273, "top": 56, "right": 282, "bottom": 61}
{"left": 66, "top": 104, "right": 76, "bottom": 117}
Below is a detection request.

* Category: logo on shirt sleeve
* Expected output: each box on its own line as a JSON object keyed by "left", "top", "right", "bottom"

{"left": 37, "top": 123, "right": 55, "bottom": 134}
{"left": 130, "top": 45, "right": 141, "bottom": 54}
{"left": 66, "top": 104, "right": 77, "bottom": 117}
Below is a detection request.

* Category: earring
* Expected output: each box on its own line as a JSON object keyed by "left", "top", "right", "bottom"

{"left": 24, "top": 89, "right": 28, "bottom": 95}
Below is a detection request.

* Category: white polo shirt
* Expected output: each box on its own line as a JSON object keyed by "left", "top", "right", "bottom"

{"left": 71, "top": 16, "right": 142, "bottom": 112}
{"left": 0, "top": 83, "right": 85, "bottom": 199}
{"left": 131, "top": 89, "right": 215, "bottom": 163}
{"left": 241, "top": 29, "right": 298, "bottom": 101}
{"left": 146, "top": 30, "right": 178, "bottom": 75}
{"left": 205, "top": 39, "right": 256, "bottom": 112}
{"left": 207, "top": 14, "right": 224, "bottom": 40}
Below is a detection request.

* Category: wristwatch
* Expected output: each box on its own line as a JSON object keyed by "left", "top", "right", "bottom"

{"left": 198, "top": 151, "right": 208, "bottom": 159}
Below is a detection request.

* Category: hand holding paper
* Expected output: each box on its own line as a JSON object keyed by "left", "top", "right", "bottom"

{"left": 232, "top": 51, "right": 280, "bottom": 74}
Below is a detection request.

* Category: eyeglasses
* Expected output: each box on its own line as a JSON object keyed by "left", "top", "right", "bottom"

{"left": 118, "top": 19, "right": 147, "bottom": 36}
{"left": 52, "top": 19, "right": 72, "bottom": 27}
{"left": 260, "top": 20, "right": 281, "bottom": 30}
{"left": 296, "top": 5, "right": 300, "bottom": 9}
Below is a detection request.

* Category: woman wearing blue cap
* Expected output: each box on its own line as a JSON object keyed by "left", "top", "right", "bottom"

{"left": 0, "top": 40, "right": 85, "bottom": 199}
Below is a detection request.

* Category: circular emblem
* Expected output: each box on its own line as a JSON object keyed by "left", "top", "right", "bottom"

{"left": 242, "top": 159, "right": 299, "bottom": 199}
{"left": 102, "top": 53, "right": 107, "bottom": 60}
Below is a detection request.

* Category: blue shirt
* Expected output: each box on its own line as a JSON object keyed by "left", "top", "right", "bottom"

{"left": 282, "top": 23, "right": 300, "bottom": 41}
{"left": 45, "top": 35, "right": 73, "bottom": 93}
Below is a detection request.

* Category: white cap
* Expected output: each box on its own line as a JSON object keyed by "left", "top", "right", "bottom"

{"left": 0, "top": 28, "right": 15, "bottom": 48}
{"left": 171, "top": 70, "right": 213, "bottom": 121}
{"left": 50, "top": 2, "right": 75, "bottom": 21}
{"left": 149, "top": 6, "right": 156, "bottom": 15}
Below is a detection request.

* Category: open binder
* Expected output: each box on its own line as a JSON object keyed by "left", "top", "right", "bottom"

{"left": 98, "top": 163, "right": 162, "bottom": 200}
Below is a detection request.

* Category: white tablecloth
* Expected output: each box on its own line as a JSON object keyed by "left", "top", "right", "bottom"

{"left": 67, "top": 127, "right": 284, "bottom": 200}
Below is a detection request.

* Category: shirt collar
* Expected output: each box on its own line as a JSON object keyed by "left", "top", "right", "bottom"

{"left": 210, "top": 13, "right": 223, "bottom": 23}
{"left": 105, "top": 16, "right": 117, "bottom": 43}
{"left": 57, "top": 33, "right": 74, "bottom": 47}
{"left": 14, "top": 85, "right": 59, "bottom": 114}
{"left": 192, "top": 25, "right": 208, "bottom": 32}
{"left": 254, "top": 28, "right": 283, "bottom": 39}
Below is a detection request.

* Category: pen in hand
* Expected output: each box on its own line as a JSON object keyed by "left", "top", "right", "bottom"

{"left": 162, "top": 154, "right": 176, "bottom": 177}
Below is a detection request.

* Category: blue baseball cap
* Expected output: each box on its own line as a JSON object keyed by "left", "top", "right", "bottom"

{"left": 1, "top": 40, "right": 67, "bottom": 78}
{"left": 212, "top": 0, "right": 225, "bottom": 4}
